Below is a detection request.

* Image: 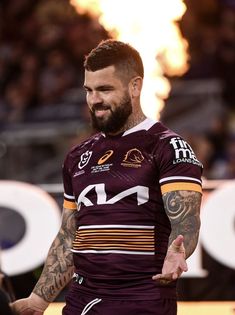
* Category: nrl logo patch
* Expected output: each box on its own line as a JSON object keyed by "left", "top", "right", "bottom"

{"left": 78, "top": 150, "right": 92, "bottom": 169}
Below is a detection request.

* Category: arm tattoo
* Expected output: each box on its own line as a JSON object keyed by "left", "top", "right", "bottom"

{"left": 163, "top": 190, "right": 202, "bottom": 258}
{"left": 33, "top": 208, "right": 77, "bottom": 302}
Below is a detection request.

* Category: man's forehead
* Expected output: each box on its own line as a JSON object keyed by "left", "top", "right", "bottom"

{"left": 84, "top": 66, "right": 124, "bottom": 86}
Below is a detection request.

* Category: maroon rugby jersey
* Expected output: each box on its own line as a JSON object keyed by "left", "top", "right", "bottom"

{"left": 62, "top": 118, "right": 202, "bottom": 300}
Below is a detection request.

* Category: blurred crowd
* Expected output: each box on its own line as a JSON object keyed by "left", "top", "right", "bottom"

{"left": 1, "top": 0, "right": 235, "bottom": 180}
{"left": 0, "top": 0, "right": 109, "bottom": 126}
{"left": 175, "top": 0, "right": 235, "bottom": 179}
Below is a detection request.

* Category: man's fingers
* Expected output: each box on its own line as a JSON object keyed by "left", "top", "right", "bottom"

{"left": 172, "top": 235, "right": 184, "bottom": 247}
{"left": 152, "top": 272, "right": 180, "bottom": 281}
{"left": 152, "top": 265, "right": 187, "bottom": 282}
{"left": 181, "top": 260, "right": 188, "bottom": 272}
{"left": 152, "top": 273, "right": 173, "bottom": 281}
{"left": 169, "top": 235, "right": 185, "bottom": 254}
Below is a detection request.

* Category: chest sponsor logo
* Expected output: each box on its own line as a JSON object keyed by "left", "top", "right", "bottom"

{"left": 121, "top": 148, "right": 144, "bottom": 168}
{"left": 78, "top": 150, "right": 92, "bottom": 169}
{"left": 77, "top": 183, "right": 149, "bottom": 206}
{"left": 169, "top": 137, "right": 201, "bottom": 166}
{"left": 98, "top": 150, "right": 114, "bottom": 165}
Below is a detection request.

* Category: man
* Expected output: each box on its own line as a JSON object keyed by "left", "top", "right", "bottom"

{"left": 11, "top": 39, "right": 202, "bottom": 315}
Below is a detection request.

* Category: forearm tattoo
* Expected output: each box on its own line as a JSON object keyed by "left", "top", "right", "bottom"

{"left": 163, "top": 190, "right": 202, "bottom": 258}
{"left": 33, "top": 209, "right": 77, "bottom": 302}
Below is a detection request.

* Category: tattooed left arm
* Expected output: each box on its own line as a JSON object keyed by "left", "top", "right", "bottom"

{"left": 164, "top": 190, "right": 202, "bottom": 258}
{"left": 10, "top": 208, "right": 77, "bottom": 314}
{"left": 152, "top": 190, "right": 202, "bottom": 283}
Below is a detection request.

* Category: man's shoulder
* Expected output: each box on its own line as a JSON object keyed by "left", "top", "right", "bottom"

{"left": 66, "top": 132, "right": 102, "bottom": 158}
{"left": 147, "top": 121, "right": 179, "bottom": 141}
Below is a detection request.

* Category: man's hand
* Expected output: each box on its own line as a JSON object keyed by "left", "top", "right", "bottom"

{"left": 152, "top": 235, "right": 188, "bottom": 284}
{"left": 10, "top": 293, "right": 49, "bottom": 315}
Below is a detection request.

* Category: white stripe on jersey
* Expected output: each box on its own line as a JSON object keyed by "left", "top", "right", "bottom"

{"left": 71, "top": 249, "right": 155, "bottom": 255}
{"left": 78, "top": 224, "right": 155, "bottom": 230}
{"left": 64, "top": 193, "right": 75, "bottom": 200}
{"left": 159, "top": 176, "right": 202, "bottom": 184}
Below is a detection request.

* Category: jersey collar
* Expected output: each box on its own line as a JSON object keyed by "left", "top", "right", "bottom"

{"left": 122, "top": 118, "right": 157, "bottom": 136}
{"left": 101, "top": 118, "right": 157, "bottom": 138}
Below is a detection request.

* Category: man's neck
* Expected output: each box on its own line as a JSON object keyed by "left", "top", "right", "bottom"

{"left": 106, "top": 111, "right": 146, "bottom": 136}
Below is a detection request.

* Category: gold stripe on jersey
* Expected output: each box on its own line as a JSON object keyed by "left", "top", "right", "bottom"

{"left": 63, "top": 199, "right": 77, "bottom": 210}
{"left": 161, "top": 182, "right": 202, "bottom": 194}
{"left": 72, "top": 226, "right": 155, "bottom": 254}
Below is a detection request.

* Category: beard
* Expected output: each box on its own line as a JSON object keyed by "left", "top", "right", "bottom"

{"left": 90, "top": 95, "right": 132, "bottom": 134}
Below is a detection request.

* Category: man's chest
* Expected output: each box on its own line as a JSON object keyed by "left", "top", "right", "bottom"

{"left": 69, "top": 138, "right": 158, "bottom": 205}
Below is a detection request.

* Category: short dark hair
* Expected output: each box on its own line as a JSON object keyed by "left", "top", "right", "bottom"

{"left": 84, "top": 39, "right": 144, "bottom": 79}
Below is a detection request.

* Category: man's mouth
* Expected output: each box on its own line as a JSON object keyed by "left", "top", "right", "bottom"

{"left": 93, "top": 106, "right": 111, "bottom": 118}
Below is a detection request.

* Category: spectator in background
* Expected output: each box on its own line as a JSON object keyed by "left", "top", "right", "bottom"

{"left": 183, "top": 132, "right": 215, "bottom": 179}
{"left": 209, "top": 133, "right": 235, "bottom": 178}
{"left": 217, "top": 6, "right": 235, "bottom": 109}
{"left": 4, "top": 82, "right": 31, "bottom": 123}
{"left": 38, "top": 49, "right": 76, "bottom": 106}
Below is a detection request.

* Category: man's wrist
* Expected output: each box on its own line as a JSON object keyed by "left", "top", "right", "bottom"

{"left": 29, "top": 292, "right": 50, "bottom": 311}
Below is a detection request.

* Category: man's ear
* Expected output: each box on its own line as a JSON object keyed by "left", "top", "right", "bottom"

{"left": 129, "top": 76, "right": 143, "bottom": 97}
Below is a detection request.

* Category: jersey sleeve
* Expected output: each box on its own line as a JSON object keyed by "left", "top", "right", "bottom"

{"left": 155, "top": 135, "right": 203, "bottom": 195}
{"left": 62, "top": 155, "right": 77, "bottom": 210}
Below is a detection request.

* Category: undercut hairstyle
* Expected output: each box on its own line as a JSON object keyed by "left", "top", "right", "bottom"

{"left": 84, "top": 39, "right": 144, "bottom": 79}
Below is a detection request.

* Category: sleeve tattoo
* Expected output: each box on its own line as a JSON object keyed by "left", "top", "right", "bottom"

{"left": 163, "top": 190, "right": 202, "bottom": 258}
{"left": 33, "top": 208, "right": 77, "bottom": 302}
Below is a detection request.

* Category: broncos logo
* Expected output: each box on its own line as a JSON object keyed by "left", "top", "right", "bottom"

{"left": 123, "top": 148, "right": 144, "bottom": 164}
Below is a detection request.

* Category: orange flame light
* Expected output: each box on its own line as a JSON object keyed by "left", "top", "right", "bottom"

{"left": 70, "top": 0, "right": 188, "bottom": 119}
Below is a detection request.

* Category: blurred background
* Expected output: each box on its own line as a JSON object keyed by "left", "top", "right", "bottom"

{"left": 0, "top": 0, "right": 235, "bottom": 306}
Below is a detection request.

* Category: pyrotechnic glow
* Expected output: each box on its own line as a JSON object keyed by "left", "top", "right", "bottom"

{"left": 70, "top": 0, "right": 188, "bottom": 119}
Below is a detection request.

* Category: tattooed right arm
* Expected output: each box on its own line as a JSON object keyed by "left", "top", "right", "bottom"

{"left": 33, "top": 208, "right": 77, "bottom": 302}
